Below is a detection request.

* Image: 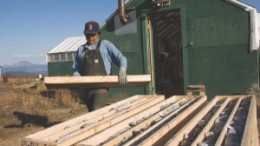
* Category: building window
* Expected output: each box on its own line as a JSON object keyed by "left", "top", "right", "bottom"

{"left": 60, "top": 53, "right": 66, "bottom": 61}
{"left": 67, "top": 53, "right": 73, "bottom": 61}
{"left": 53, "top": 54, "right": 59, "bottom": 62}
{"left": 47, "top": 52, "right": 76, "bottom": 63}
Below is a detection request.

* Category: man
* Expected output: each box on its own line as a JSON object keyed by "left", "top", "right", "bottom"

{"left": 73, "top": 21, "right": 127, "bottom": 112}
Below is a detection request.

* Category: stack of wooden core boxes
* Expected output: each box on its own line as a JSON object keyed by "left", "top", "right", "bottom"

{"left": 20, "top": 94, "right": 259, "bottom": 146}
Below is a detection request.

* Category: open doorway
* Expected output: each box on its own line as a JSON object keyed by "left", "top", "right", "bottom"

{"left": 149, "top": 9, "right": 184, "bottom": 97}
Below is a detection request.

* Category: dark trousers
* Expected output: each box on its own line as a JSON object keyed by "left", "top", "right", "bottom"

{"left": 83, "top": 88, "right": 108, "bottom": 112}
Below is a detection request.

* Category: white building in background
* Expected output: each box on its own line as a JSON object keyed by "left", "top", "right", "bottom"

{"left": 46, "top": 36, "right": 85, "bottom": 63}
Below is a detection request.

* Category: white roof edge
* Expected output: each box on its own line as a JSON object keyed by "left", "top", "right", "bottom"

{"left": 257, "top": 13, "right": 260, "bottom": 50}
{"left": 258, "top": 13, "right": 260, "bottom": 27}
{"left": 225, "top": 0, "right": 255, "bottom": 11}
{"left": 48, "top": 36, "right": 85, "bottom": 54}
{"left": 225, "top": 0, "right": 259, "bottom": 51}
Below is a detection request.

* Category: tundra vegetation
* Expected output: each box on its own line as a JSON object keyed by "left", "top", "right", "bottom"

{"left": 0, "top": 76, "right": 86, "bottom": 146}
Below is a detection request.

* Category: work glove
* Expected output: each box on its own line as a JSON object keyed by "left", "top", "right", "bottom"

{"left": 118, "top": 67, "right": 127, "bottom": 86}
{"left": 73, "top": 71, "right": 81, "bottom": 76}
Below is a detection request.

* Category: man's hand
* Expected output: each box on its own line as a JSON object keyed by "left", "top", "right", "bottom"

{"left": 118, "top": 67, "right": 127, "bottom": 85}
{"left": 73, "top": 71, "right": 81, "bottom": 76}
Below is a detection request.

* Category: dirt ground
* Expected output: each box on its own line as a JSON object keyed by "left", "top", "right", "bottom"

{"left": 0, "top": 77, "right": 88, "bottom": 146}
{"left": 0, "top": 106, "right": 87, "bottom": 146}
{"left": 0, "top": 77, "right": 260, "bottom": 146}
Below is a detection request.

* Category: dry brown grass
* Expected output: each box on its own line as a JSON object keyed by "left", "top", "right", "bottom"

{"left": 0, "top": 76, "right": 87, "bottom": 146}
{"left": 247, "top": 87, "right": 260, "bottom": 98}
{"left": 52, "top": 89, "right": 80, "bottom": 107}
{"left": 0, "top": 77, "right": 83, "bottom": 122}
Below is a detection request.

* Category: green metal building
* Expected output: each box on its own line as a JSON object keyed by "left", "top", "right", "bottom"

{"left": 47, "top": 0, "right": 259, "bottom": 100}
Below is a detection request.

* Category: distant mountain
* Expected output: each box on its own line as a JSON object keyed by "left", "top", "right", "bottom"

{"left": 1, "top": 61, "right": 47, "bottom": 76}
{"left": 11, "top": 60, "right": 33, "bottom": 67}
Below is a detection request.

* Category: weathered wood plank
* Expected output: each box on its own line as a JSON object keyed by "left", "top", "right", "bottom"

{"left": 44, "top": 75, "right": 151, "bottom": 88}
{"left": 50, "top": 95, "right": 164, "bottom": 146}
{"left": 14, "top": 81, "right": 40, "bottom": 89}
{"left": 23, "top": 95, "right": 153, "bottom": 140}
{"left": 21, "top": 95, "right": 162, "bottom": 146}
{"left": 41, "top": 95, "right": 156, "bottom": 142}
{"left": 215, "top": 96, "right": 243, "bottom": 146}
{"left": 165, "top": 96, "right": 229, "bottom": 146}
{"left": 20, "top": 138, "right": 56, "bottom": 146}
{"left": 43, "top": 95, "right": 164, "bottom": 144}
{"left": 78, "top": 96, "right": 188, "bottom": 146}
{"left": 241, "top": 95, "right": 259, "bottom": 146}
{"left": 190, "top": 96, "right": 230, "bottom": 146}
{"left": 125, "top": 96, "right": 207, "bottom": 146}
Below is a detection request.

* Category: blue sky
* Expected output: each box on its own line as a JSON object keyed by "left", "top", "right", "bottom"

{"left": 0, "top": 0, "right": 259, "bottom": 65}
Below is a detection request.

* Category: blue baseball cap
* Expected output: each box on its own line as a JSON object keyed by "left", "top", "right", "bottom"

{"left": 84, "top": 21, "right": 100, "bottom": 34}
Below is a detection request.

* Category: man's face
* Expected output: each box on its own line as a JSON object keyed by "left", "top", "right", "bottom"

{"left": 85, "top": 33, "right": 99, "bottom": 45}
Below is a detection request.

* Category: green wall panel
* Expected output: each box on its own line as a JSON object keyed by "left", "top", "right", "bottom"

{"left": 191, "top": 14, "right": 248, "bottom": 47}
{"left": 48, "top": 62, "right": 73, "bottom": 76}
{"left": 188, "top": 45, "right": 258, "bottom": 99}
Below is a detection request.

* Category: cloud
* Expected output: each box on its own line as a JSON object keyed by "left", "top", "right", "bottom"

{"left": 11, "top": 53, "right": 45, "bottom": 58}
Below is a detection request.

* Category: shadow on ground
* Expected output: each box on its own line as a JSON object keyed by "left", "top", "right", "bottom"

{"left": 4, "top": 111, "right": 61, "bottom": 128}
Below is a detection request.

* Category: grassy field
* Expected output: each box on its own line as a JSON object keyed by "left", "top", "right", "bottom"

{"left": 0, "top": 76, "right": 87, "bottom": 146}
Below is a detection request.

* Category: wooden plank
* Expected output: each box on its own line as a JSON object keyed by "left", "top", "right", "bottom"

{"left": 20, "top": 138, "right": 56, "bottom": 146}
{"left": 241, "top": 95, "right": 259, "bottom": 146}
{"left": 187, "top": 85, "right": 206, "bottom": 96}
{"left": 165, "top": 96, "right": 229, "bottom": 146}
{"left": 47, "top": 95, "right": 164, "bottom": 146}
{"left": 215, "top": 96, "right": 243, "bottom": 146}
{"left": 44, "top": 75, "right": 151, "bottom": 88}
{"left": 40, "top": 95, "right": 157, "bottom": 142}
{"left": 125, "top": 96, "right": 207, "bottom": 146}
{"left": 253, "top": 95, "right": 260, "bottom": 146}
{"left": 252, "top": 96, "right": 258, "bottom": 146}
{"left": 190, "top": 96, "right": 230, "bottom": 146}
{"left": 78, "top": 96, "right": 188, "bottom": 146}
{"left": 40, "top": 96, "right": 164, "bottom": 141}
{"left": 253, "top": 96, "right": 260, "bottom": 146}
{"left": 21, "top": 95, "right": 153, "bottom": 141}
{"left": 25, "top": 95, "right": 147, "bottom": 139}
{"left": 14, "top": 81, "right": 40, "bottom": 89}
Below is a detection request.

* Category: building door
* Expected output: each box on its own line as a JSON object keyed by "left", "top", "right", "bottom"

{"left": 148, "top": 9, "right": 184, "bottom": 97}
